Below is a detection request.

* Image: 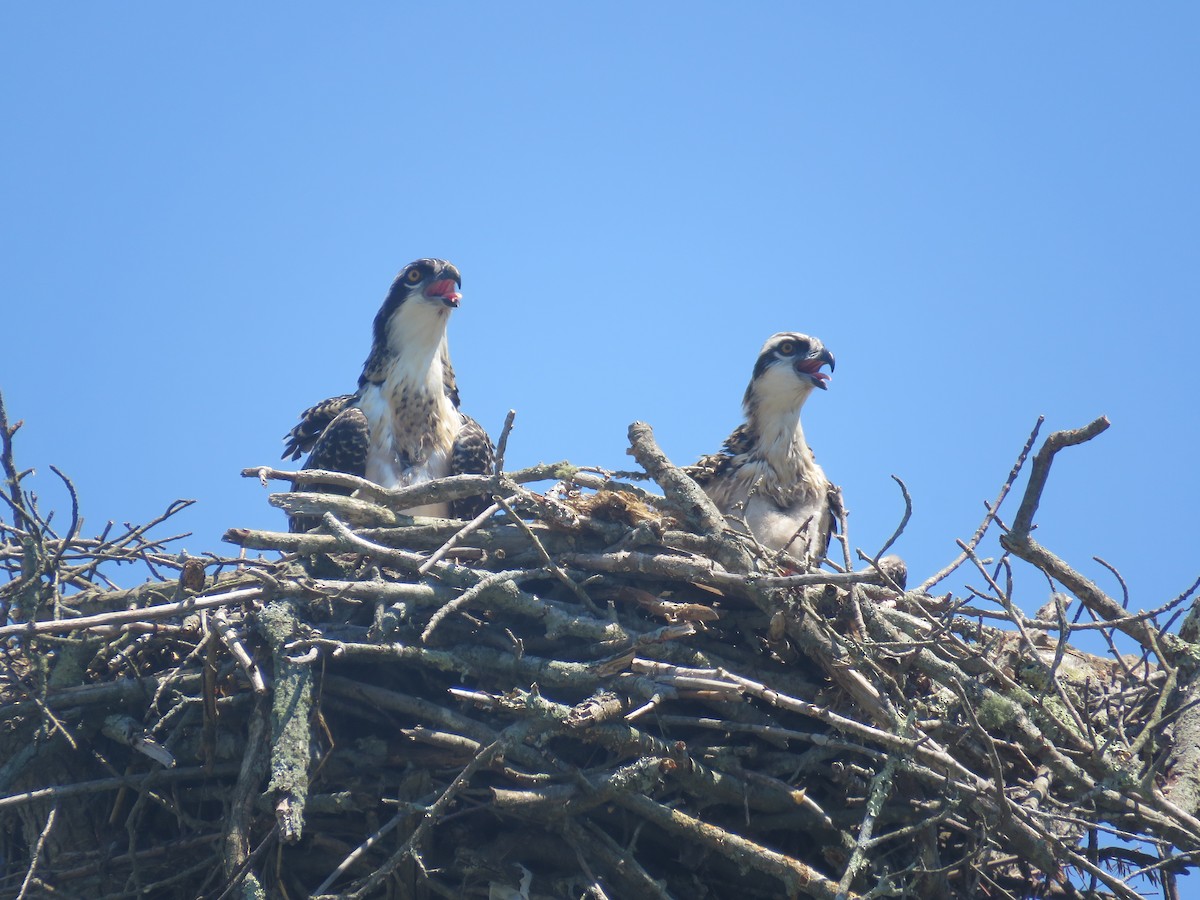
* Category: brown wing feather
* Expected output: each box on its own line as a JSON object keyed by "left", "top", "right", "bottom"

{"left": 287, "top": 405, "right": 370, "bottom": 533}
{"left": 685, "top": 423, "right": 755, "bottom": 485}
{"left": 282, "top": 394, "right": 357, "bottom": 461}
{"left": 448, "top": 413, "right": 496, "bottom": 519}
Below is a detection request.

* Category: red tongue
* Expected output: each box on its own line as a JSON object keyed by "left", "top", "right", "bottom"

{"left": 428, "top": 279, "right": 462, "bottom": 305}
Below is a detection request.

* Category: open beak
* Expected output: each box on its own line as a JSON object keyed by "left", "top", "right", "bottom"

{"left": 795, "top": 347, "right": 835, "bottom": 390}
{"left": 425, "top": 278, "right": 462, "bottom": 308}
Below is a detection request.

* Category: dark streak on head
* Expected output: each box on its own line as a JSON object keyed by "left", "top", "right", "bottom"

{"left": 359, "top": 258, "right": 462, "bottom": 387}
{"left": 741, "top": 331, "right": 831, "bottom": 411}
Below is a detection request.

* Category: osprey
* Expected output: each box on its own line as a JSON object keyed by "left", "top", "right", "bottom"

{"left": 688, "top": 332, "right": 838, "bottom": 566}
{"left": 282, "top": 258, "right": 495, "bottom": 529}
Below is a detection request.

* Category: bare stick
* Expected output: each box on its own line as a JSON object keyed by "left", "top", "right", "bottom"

{"left": 495, "top": 408, "right": 517, "bottom": 472}
{"left": 495, "top": 494, "right": 599, "bottom": 613}
{"left": 421, "top": 568, "right": 543, "bottom": 644}
{"left": 999, "top": 418, "right": 1164, "bottom": 653}
{"left": 211, "top": 608, "right": 268, "bottom": 694}
{"left": 617, "top": 791, "right": 857, "bottom": 900}
{"left": 417, "top": 499, "right": 505, "bottom": 575}
{"left": 0, "top": 764, "right": 242, "bottom": 811}
{"left": 311, "top": 805, "right": 407, "bottom": 896}
{"left": 15, "top": 803, "right": 57, "bottom": 900}
{"left": 243, "top": 462, "right": 575, "bottom": 507}
{"left": 0, "top": 587, "right": 263, "bottom": 640}
{"left": 346, "top": 724, "right": 534, "bottom": 899}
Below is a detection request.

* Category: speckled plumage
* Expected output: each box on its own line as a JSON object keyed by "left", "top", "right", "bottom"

{"left": 688, "top": 332, "right": 838, "bottom": 566}
{"left": 283, "top": 259, "right": 495, "bottom": 531}
{"left": 282, "top": 394, "right": 357, "bottom": 463}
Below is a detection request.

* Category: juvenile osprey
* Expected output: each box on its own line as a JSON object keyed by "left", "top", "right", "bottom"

{"left": 283, "top": 259, "right": 495, "bottom": 528}
{"left": 688, "top": 332, "right": 838, "bottom": 566}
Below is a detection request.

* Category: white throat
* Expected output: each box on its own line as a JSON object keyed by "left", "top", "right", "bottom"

{"left": 385, "top": 298, "right": 452, "bottom": 388}
{"left": 746, "top": 367, "right": 815, "bottom": 478}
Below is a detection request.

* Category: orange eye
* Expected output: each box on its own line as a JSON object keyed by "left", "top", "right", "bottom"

{"left": 405, "top": 268, "right": 423, "bottom": 284}
{"left": 778, "top": 341, "right": 795, "bottom": 355}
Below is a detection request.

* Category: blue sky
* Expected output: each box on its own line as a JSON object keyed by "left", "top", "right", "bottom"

{"left": 4, "top": 9, "right": 1198, "bottom": 644}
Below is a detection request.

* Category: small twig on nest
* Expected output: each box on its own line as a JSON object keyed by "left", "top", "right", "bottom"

{"left": 0, "top": 764, "right": 243, "bottom": 812}
{"left": 219, "top": 697, "right": 270, "bottom": 880}
{"left": 311, "top": 806, "right": 407, "bottom": 897}
{"left": 495, "top": 408, "right": 517, "bottom": 471}
{"left": 619, "top": 790, "right": 857, "bottom": 900}
{"left": 495, "top": 493, "right": 600, "bottom": 614}
{"left": 210, "top": 608, "right": 267, "bottom": 694}
{"left": 347, "top": 722, "right": 539, "bottom": 899}
{"left": 417, "top": 498, "right": 505, "bottom": 575}
{"left": 421, "top": 567, "right": 543, "bottom": 644}
{"left": 15, "top": 803, "right": 56, "bottom": 900}
{"left": 245, "top": 462, "right": 575, "bottom": 513}
{"left": 1000, "top": 417, "right": 1167, "bottom": 655}
{"left": 0, "top": 586, "right": 263, "bottom": 640}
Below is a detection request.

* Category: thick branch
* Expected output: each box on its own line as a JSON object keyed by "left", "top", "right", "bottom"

{"left": 999, "top": 417, "right": 1165, "bottom": 654}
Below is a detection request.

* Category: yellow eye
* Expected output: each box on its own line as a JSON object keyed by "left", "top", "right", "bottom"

{"left": 778, "top": 341, "right": 795, "bottom": 355}
{"left": 405, "top": 268, "right": 423, "bottom": 284}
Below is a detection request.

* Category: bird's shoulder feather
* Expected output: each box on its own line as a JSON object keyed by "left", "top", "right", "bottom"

{"left": 282, "top": 394, "right": 357, "bottom": 461}
{"left": 686, "top": 423, "right": 755, "bottom": 485}
{"left": 303, "top": 406, "right": 370, "bottom": 480}
{"left": 449, "top": 414, "right": 496, "bottom": 518}
{"left": 286, "top": 404, "right": 371, "bottom": 533}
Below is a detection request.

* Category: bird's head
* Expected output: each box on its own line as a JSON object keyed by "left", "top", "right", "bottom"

{"left": 390, "top": 258, "right": 463, "bottom": 309}
{"left": 743, "top": 332, "right": 836, "bottom": 413}
{"left": 369, "top": 258, "right": 464, "bottom": 358}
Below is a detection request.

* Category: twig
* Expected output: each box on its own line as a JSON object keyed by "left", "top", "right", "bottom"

{"left": 347, "top": 722, "right": 537, "bottom": 899}
{"left": 210, "top": 608, "right": 268, "bottom": 694}
{"left": 873, "top": 474, "right": 912, "bottom": 562}
{"left": 244, "top": 461, "right": 575, "bottom": 508}
{"left": 616, "top": 791, "right": 857, "bottom": 900}
{"left": 222, "top": 697, "right": 270, "bottom": 878}
{"left": 311, "top": 802, "right": 408, "bottom": 896}
{"left": 495, "top": 408, "right": 517, "bottom": 471}
{"left": 495, "top": 493, "right": 600, "bottom": 614}
{"left": 1000, "top": 418, "right": 1165, "bottom": 654}
{"left": 837, "top": 753, "right": 897, "bottom": 894}
{"left": 0, "top": 587, "right": 263, "bottom": 639}
{"left": 417, "top": 499, "right": 505, "bottom": 575}
{"left": 15, "top": 803, "right": 56, "bottom": 900}
{"left": 0, "top": 764, "right": 242, "bottom": 811}
{"left": 421, "top": 567, "right": 543, "bottom": 643}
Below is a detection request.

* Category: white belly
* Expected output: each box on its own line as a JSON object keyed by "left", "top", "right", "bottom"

{"left": 743, "top": 493, "right": 827, "bottom": 562}
{"left": 365, "top": 450, "right": 452, "bottom": 518}
{"left": 359, "top": 382, "right": 458, "bottom": 518}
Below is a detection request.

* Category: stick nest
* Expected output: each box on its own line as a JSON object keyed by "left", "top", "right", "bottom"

{"left": 2, "top": 409, "right": 1198, "bottom": 900}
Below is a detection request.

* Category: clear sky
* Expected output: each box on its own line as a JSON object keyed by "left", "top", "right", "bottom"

{"left": 4, "top": 5, "right": 1200, "bottom": 669}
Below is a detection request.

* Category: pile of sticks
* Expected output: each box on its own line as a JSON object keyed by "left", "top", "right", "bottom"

{"left": 2, "top": 399, "right": 1198, "bottom": 899}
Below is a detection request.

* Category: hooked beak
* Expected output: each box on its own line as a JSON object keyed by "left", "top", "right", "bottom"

{"left": 794, "top": 347, "right": 835, "bottom": 390}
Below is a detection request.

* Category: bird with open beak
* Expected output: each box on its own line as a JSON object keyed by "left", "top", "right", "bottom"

{"left": 282, "top": 258, "right": 494, "bottom": 530}
{"left": 688, "top": 332, "right": 838, "bottom": 566}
